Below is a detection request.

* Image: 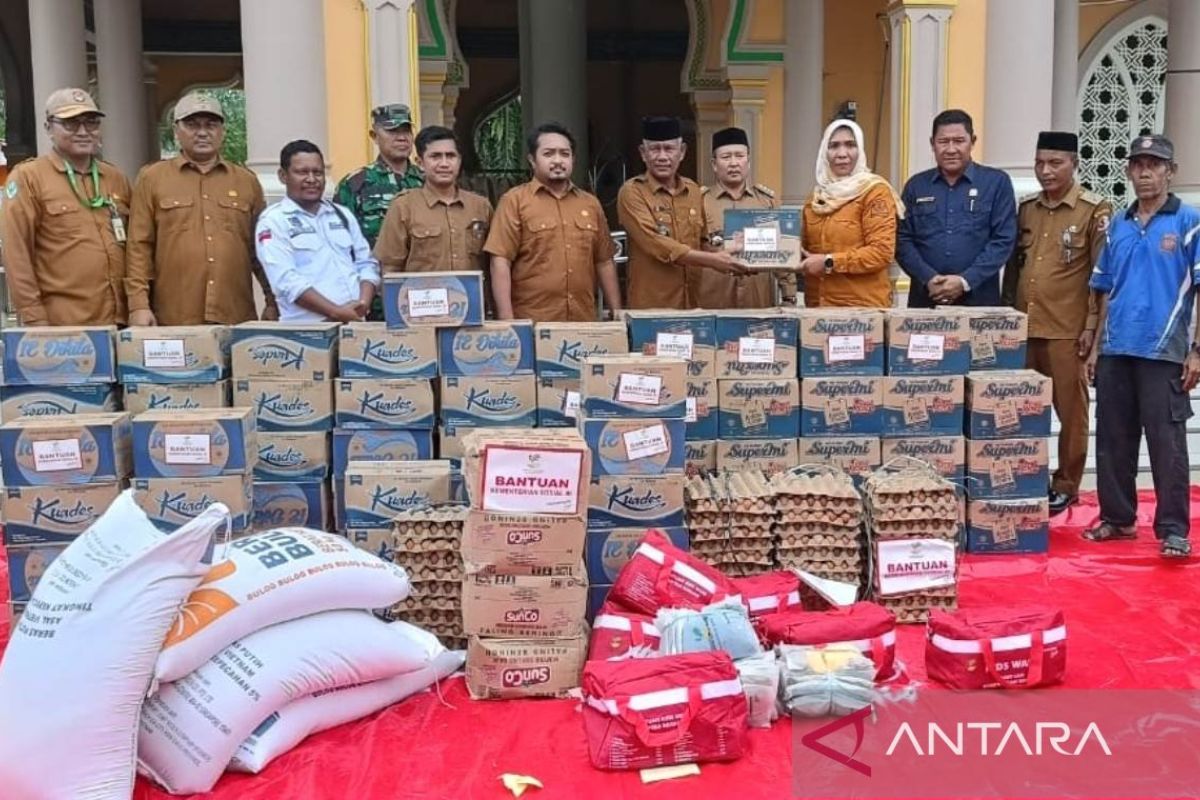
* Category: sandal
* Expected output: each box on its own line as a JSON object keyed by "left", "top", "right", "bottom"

{"left": 1082, "top": 522, "right": 1137, "bottom": 542}
{"left": 1160, "top": 535, "right": 1191, "bottom": 559}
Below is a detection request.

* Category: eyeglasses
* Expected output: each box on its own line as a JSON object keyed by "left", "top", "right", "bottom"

{"left": 179, "top": 117, "right": 224, "bottom": 132}
{"left": 50, "top": 116, "right": 102, "bottom": 133}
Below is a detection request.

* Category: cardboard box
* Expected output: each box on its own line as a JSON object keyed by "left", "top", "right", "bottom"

{"left": 122, "top": 380, "right": 230, "bottom": 415}
{"left": 437, "top": 320, "right": 535, "bottom": 377}
{"left": 6, "top": 545, "right": 67, "bottom": 602}
{"left": 579, "top": 417, "right": 686, "bottom": 477}
{"left": 462, "top": 428, "right": 591, "bottom": 515}
{"left": 536, "top": 376, "right": 580, "bottom": 428}
{"left": 966, "top": 438, "right": 1050, "bottom": 499}
{"left": 885, "top": 309, "right": 971, "bottom": 375}
{"left": 132, "top": 408, "right": 256, "bottom": 478}
{"left": 0, "top": 326, "right": 116, "bottom": 386}
{"left": 586, "top": 474, "right": 686, "bottom": 529}
{"left": 382, "top": 270, "right": 486, "bottom": 329}
{"left": 801, "top": 377, "right": 884, "bottom": 436}
{"left": 338, "top": 322, "right": 438, "bottom": 379}
{"left": 252, "top": 481, "right": 331, "bottom": 531}
{"left": 342, "top": 460, "right": 454, "bottom": 527}
{"left": 686, "top": 377, "right": 718, "bottom": 440}
{"left": 721, "top": 207, "right": 802, "bottom": 269}
{"left": 881, "top": 376, "right": 966, "bottom": 438}
{"left": 255, "top": 432, "right": 331, "bottom": 481}
{"left": 716, "top": 438, "right": 800, "bottom": 475}
{"left": 797, "top": 308, "right": 886, "bottom": 376}
{"left": 437, "top": 423, "right": 474, "bottom": 466}
{"left": 461, "top": 510, "right": 586, "bottom": 575}
{"left": 967, "top": 497, "right": 1049, "bottom": 554}
{"left": 0, "top": 412, "right": 132, "bottom": 487}
{"left": 332, "top": 428, "right": 433, "bottom": 476}
{"left": 684, "top": 439, "right": 718, "bottom": 476}
{"left": 2, "top": 481, "right": 123, "bottom": 546}
{"left": 334, "top": 378, "right": 435, "bottom": 429}
{"left": 441, "top": 374, "right": 538, "bottom": 427}
{"left": 968, "top": 307, "right": 1029, "bottom": 371}
{"left": 133, "top": 474, "right": 254, "bottom": 534}
{"left": 797, "top": 437, "right": 881, "bottom": 483}
{"left": 717, "top": 378, "right": 800, "bottom": 439}
{"left": 715, "top": 312, "right": 799, "bottom": 379}
{"left": 625, "top": 310, "right": 717, "bottom": 379}
{"left": 230, "top": 322, "right": 339, "bottom": 380}
{"left": 465, "top": 633, "right": 587, "bottom": 700}
{"left": 966, "top": 370, "right": 1052, "bottom": 439}
{"left": 583, "top": 525, "right": 689, "bottom": 584}
{"left": 1, "top": 384, "right": 119, "bottom": 421}
{"left": 116, "top": 325, "right": 230, "bottom": 383}
{"left": 880, "top": 436, "right": 966, "bottom": 484}
{"left": 534, "top": 321, "right": 629, "bottom": 378}
{"left": 233, "top": 379, "right": 334, "bottom": 432}
{"left": 579, "top": 354, "right": 687, "bottom": 419}
{"left": 346, "top": 528, "right": 396, "bottom": 560}
{"left": 462, "top": 570, "right": 588, "bottom": 638}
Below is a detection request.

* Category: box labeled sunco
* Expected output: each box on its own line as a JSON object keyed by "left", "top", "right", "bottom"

{"left": 797, "top": 309, "right": 885, "bottom": 376}
{"left": 462, "top": 570, "right": 588, "bottom": 638}
{"left": 717, "top": 378, "right": 800, "bottom": 439}
{"left": 335, "top": 378, "right": 435, "bottom": 429}
{"left": 116, "top": 325, "right": 230, "bottom": 383}
{"left": 0, "top": 412, "right": 132, "bottom": 487}
{"left": 881, "top": 375, "right": 966, "bottom": 437}
{"left": 461, "top": 510, "right": 586, "bottom": 575}
{"left": 534, "top": 321, "right": 628, "bottom": 378}
{"left": 382, "top": 270, "right": 485, "bottom": 329}
{"left": 437, "top": 320, "right": 535, "bottom": 377}
{"left": 801, "top": 377, "right": 884, "bottom": 436}
{"left": 579, "top": 354, "right": 687, "bottom": 419}
{"left": 234, "top": 379, "right": 334, "bottom": 432}
{"left": 338, "top": 322, "right": 437, "bottom": 378}
{"left": 966, "top": 370, "right": 1051, "bottom": 439}
{"left": 230, "top": 322, "right": 339, "bottom": 380}
{"left": 1, "top": 326, "right": 116, "bottom": 385}
{"left": 132, "top": 408, "right": 256, "bottom": 478}
{"left": 465, "top": 634, "right": 586, "bottom": 700}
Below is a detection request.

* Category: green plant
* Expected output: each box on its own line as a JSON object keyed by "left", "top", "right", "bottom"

{"left": 159, "top": 87, "right": 246, "bottom": 165}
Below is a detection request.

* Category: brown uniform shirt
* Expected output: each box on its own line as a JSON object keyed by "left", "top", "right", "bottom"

{"left": 484, "top": 179, "right": 614, "bottom": 322}
{"left": 617, "top": 173, "right": 707, "bottom": 309}
{"left": 1002, "top": 183, "right": 1112, "bottom": 339}
{"left": 697, "top": 182, "right": 778, "bottom": 309}
{"left": 0, "top": 153, "right": 131, "bottom": 325}
{"left": 125, "top": 156, "right": 273, "bottom": 325}
{"left": 374, "top": 185, "right": 492, "bottom": 274}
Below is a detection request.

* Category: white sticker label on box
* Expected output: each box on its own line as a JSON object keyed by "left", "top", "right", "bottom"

{"left": 163, "top": 434, "right": 212, "bottom": 465}
{"left": 624, "top": 424, "right": 669, "bottom": 461}
{"left": 743, "top": 226, "right": 779, "bottom": 253}
{"left": 737, "top": 336, "right": 776, "bottom": 364}
{"left": 143, "top": 338, "right": 187, "bottom": 369}
{"left": 31, "top": 438, "right": 83, "bottom": 472}
{"left": 907, "top": 333, "right": 946, "bottom": 362}
{"left": 409, "top": 287, "right": 450, "bottom": 318}
{"left": 480, "top": 446, "right": 585, "bottom": 513}
{"left": 875, "top": 538, "right": 957, "bottom": 596}
{"left": 617, "top": 373, "right": 663, "bottom": 405}
{"left": 685, "top": 397, "right": 698, "bottom": 423}
{"left": 828, "top": 334, "right": 866, "bottom": 363}
{"left": 562, "top": 390, "right": 581, "bottom": 419}
{"left": 656, "top": 332, "right": 694, "bottom": 360}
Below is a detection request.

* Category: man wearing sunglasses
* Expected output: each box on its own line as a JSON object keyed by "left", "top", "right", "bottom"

{"left": 0, "top": 88, "right": 132, "bottom": 326}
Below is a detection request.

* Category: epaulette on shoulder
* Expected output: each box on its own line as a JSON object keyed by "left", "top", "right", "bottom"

{"left": 342, "top": 167, "right": 370, "bottom": 194}
{"left": 700, "top": 185, "right": 710, "bottom": 195}
{"left": 1019, "top": 192, "right": 1040, "bottom": 204}
{"left": 754, "top": 183, "right": 775, "bottom": 198}
{"left": 1079, "top": 188, "right": 1105, "bottom": 206}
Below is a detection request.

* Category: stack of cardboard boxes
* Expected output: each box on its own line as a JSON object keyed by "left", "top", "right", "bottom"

{"left": 0, "top": 326, "right": 120, "bottom": 422}
{"left": 116, "top": 326, "right": 231, "bottom": 414}
{"left": 533, "top": 321, "right": 628, "bottom": 429}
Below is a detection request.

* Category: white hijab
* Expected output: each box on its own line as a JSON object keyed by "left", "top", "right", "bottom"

{"left": 811, "top": 119, "right": 905, "bottom": 217}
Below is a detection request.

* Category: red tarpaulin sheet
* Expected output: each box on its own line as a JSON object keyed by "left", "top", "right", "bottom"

{"left": 2, "top": 490, "right": 1198, "bottom": 799}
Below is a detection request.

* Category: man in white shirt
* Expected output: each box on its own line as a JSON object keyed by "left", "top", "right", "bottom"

{"left": 255, "top": 139, "right": 380, "bottom": 322}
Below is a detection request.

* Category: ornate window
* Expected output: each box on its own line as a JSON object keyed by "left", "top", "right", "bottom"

{"left": 1078, "top": 17, "right": 1168, "bottom": 206}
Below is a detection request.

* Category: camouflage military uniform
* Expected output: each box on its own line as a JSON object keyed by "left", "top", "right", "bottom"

{"left": 333, "top": 157, "right": 424, "bottom": 247}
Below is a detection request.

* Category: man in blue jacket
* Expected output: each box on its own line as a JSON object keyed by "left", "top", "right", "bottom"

{"left": 897, "top": 109, "right": 1017, "bottom": 307}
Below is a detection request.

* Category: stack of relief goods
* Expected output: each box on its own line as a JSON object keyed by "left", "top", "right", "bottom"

{"left": 116, "top": 325, "right": 230, "bottom": 414}
{"left": 0, "top": 326, "right": 120, "bottom": 423}
{"left": 683, "top": 470, "right": 775, "bottom": 577}
{"left": 389, "top": 504, "right": 469, "bottom": 648}
{"left": 533, "top": 321, "right": 628, "bottom": 429}
{"left": 769, "top": 468, "right": 864, "bottom": 591}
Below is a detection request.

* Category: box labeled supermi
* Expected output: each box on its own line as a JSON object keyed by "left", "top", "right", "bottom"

{"left": 234, "top": 379, "right": 334, "bottom": 431}
{"left": 968, "top": 307, "right": 1029, "bottom": 371}
{"left": 686, "top": 377, "right": 717, "bottom": 440}
{"left": 338, "top": 322, "right": 437, "bottom": 379}
{"left": 881, "top": 375, "right": 966, "bottom": 437}
{"left": 966, "top": 437, "right": 1050, "bottom": 500}
{"left": 715, "top": 438, "right": 799, "bottom": 474}
{"left": 715, "top": 312, "right": 799, "bottom": 379}
{"left": 966, "top": 370, "right": 1051, "bottom": 439}
{"left": 437, "top": 320, "right": 535, "bottom": 377}
{"left": 0, "top": 412, "right": 132, "bottom": 487}
{"left": 122, "top": 381, "right": 229, "bottom": 415}
{"left": 1, "top": 384, "right": 119, "bottom": 421}
{"left": 967, "top": 497, "right": 1049, "bottom": 554}
{"left": 335, "top": 378, "right": 435, "bottom": 429}
{"left": 116, "top": 325, "right": 230, "bottom": 383}
{"left": 800, "top": 377, "right": 884, "bottom": 436}
{"left": 132, "top": 408, "right": 256, "bottom": 478}
{"left": 255, "top": 432, "right": 331, "bottom": 481}
{"left": 534, "top": 321, "right": 628, "bottom": 378}
{"left": 3, "top": 481, "right": 122, "bottom": 546}
{"left": 717, "top": 378, "right": 800, "bottom": 439}
{"left": 797, "top": 309, "right": 885, "bottom": 376}
{"left": 880, "top": 435, "right": 965, "bottom": 484}
{"left": 579, "top": 354, "right": 687, "bottom": 419}
{"left": 1, "top": 326, "right": 116, "bottom": 385}
{"left": 383, "top": 270, "right": 485, "bottom": 329}
{"left": 625, "top": 310, "right": 718, "bottom": 379}
{"left": 441, "top": 374, "right": 538, "bottom": 427}
{"left": 885, "top": 310, "right": 971, "bottom": 375}
{"left": 684, "top": 439, "right": 718, "bottom": 476}
{"left": 797, "top": 437, "right": 881, "bottom": 484}
{"left": 133, "top": 474, "right": 254, "bottom": 535}
{"left": 579, "top": 416, "right": 686, "bottom": 477}
{"left": 230, "top": 322, "right": 339, "bottom": 380}
{"left": 586, "top": 474, "right": 686, "bottom": 530}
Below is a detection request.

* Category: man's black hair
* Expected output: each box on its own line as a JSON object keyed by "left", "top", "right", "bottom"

{"left": 526, "top": 122, "right": 576, "bottom": 157}
{"left": 415, "top": 126, "right": 459, "bottom": 157}
{"left": 932, "top": 109, "right": 974, "bottom": 138}
{"left": 280, "top": 139, "right": 323, "bottom": 170}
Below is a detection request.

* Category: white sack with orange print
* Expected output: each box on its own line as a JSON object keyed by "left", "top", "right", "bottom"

{"left": 153, "top": 528, "right": 411, "bottom": 685}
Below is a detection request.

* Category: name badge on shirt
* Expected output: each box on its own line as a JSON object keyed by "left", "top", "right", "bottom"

{"left": 110, "top": 208, "right": 127, "bottom": 243}
{"left": 915, "top": 196, "right": 936, "bottom": 204}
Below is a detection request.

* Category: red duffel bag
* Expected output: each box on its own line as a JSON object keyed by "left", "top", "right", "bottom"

{"left": 608, "top": 529, "right": 735, "bottom": 615}
{"left": 756, "top": 601, "right": 897, "bottom": 681}
{"left": 588, "top": 604, "right": 661, "bottom": 661}
{"left": 581, "top": 651, "right": 748, "bottom": 771}
{"left": 925, "top": 606, "right": 1067, "bottom": 689}
{"left": 732, "top": 571, "right": 801, "bottom": 618}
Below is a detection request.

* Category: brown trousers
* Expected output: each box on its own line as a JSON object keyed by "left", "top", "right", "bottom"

{"left": 1027, "top": 337, "right": 1090, "bottom": 496}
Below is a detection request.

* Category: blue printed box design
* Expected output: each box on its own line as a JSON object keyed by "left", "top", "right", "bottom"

{"left": 626, "top": 311, "right": 718, "bottom": 379}
{"left": 966, "top": 438, "right": 1050, "bottom": 500}
{"left": 440, "top": 375, "right": 537, "bottom": 427}
{"left": 252, "top": 481, "right": 329, "bottom": 530}
{"left": 254, "top": 432, "right": 331, "bottom": 482}
{"left": 885, "top": 310, "right": 971, "bottom": 375}
{"left": 339, "top": 323, "right": 438, "bottom": 379}
{"left": 966, "top": 371, "right": 1052, "bottom": 439}
{"left": 584, "top": 526, "right": 690, "bottom": 584}
{"left": 534, "top": 322, "right": 629, "bottom": 378}
{"left": 132, "top": 410, "right": 256, "bottom": 478}
{"left": 686, "top": 378, "right": 717, "bottom": 440}
{"left": 335, "top": 379, "right": 436, "bottom": 429}
{"left": 881, "top": 376, "right": 966, "bottom": 438}
{"left": 536, "top": 377, "right": 579, "bottom": 428}
{"left": 2, "top": 482, "right": 122, "bottom": 546}
{"left": 342, "top": 462, "right": 453, "bottom": 528}
{"left": 0, "top": 384, "right": 119, "bottom": 420}
{"left": 580, "top": 417, "right": 686, "bottom": 477}
{"left": 580, "top": 356, "right": 688, "bottom": 420}
{"left": 230, "top": 323, "right": 339, "bottom": 380}
{"left": 0, "top": 413, "right": 132, "bottom": 487}
{"left": 1, "top": 327, "right": 116, "bottom": 386}
{"left": 797, "top": 309, "right": 885, "bottom": 377}
{"left": 7, "top": 545, "right": 67, "bottom": 602}
{"left": 587, "top": 584, "right": 612, "bottom": 623}
{"left": 969, "top": 309, "right": 1029, "bottom": 371}
{"left": 234, "top": 379, "right": 334, "bottom": 432}
{"left": 586, "top": 474, "right": 686, "bottom": 530}
{"left": 967, "top": 497, "right": 1049, "bottom": 554}
{"left": 717, "top": 379, "right": 800, "bottom": 439}
{"left": 332, "top": 428, "right": 434, "bottom": 475}
{"left": 116, "top": 326, "right": 230, "bottom": 384}
{"left": 800, "top": 377, "right": 883, "bottom": 436}
{"left": 437, "top": 321, "right": 535, "bottom": 377}
{"left": 383, "top": 271, "right": 485, "bottom": 329}
{"left": 715, "top": 314, "right": 800, "bottom": 379}
{"left": 133, "top": 475, "right": 254, "bottom": 535}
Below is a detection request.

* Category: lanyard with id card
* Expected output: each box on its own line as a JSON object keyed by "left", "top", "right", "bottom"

{"left": 65, "top": 158, "right": 126, "bottom": 243}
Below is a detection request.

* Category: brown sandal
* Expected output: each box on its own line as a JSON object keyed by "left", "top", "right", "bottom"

{"left": 1082, "top": 522, "right": 1137, "bottom": 542}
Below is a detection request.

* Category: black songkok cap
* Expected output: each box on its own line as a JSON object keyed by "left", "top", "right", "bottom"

{"left": 642, "top": 116, "right": 682, "bottom": 142}
{"left": 712, "top": 126, "right": 749, "bottom": 152}
{"left": 1036, "top": 131, "right": 1078, "bottom": 153}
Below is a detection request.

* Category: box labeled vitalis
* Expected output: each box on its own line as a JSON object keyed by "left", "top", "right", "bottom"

{"left": 441, "top": 374, "right": 538, "bottom": 428}
{"left": 968, "top": 307, "right": 1029, "bottom": 371}
{"left": 965, "top": 370, "right": 1051, "bottom": 439}
{"left": 715, "top": 312, "right": 799, "bottom": 379}
{"left": 233, "top": 379, "right": 334, "bottom": 432}
{"left": 122, "top": 381, "right": 230, "bottom": 415}
{"left": 338, "top": 322, "right": 438, "bottom": 379}
{"left": 1, "top": 326, "right": 116, "bottom": 385}
{"left": 717, "top": 378, "right": 800, "bottom": 439}
{"left": 133, "top": 474, "right": 254, "bottom": 535}
{"left": 578, "top": 416, "right": 686, "bottom": 477}
{"left": 230, "top": 322, "right": 339, "bottom": 380}
{"left": 885, "top": 309, "right": 971, "bottom": 375}
{"left": 383, "top": 270, "right": 485, "bottom": 329}
{"left": 116, "top": 325, "right": 230, "bottom": 383}
{"left": 2, "top": 481, "right": 123, "bottom": 546}
{"left": 1, "top": 384, "right": 119, "bottom": 421}
{"left": 966, "top": 437, "right": 1050, "bottom": 500}
{"left": 881, "top": 375, "right": 966, "bottom": 437}
{"left": 335, "top": 378, "right": 436, "bottom": 429}
{"left": 579, "top": 354, "right": 687, "bottom": 420}
{"left": 132, "top": 408, "right": 256, "bottom": 479}
{"left": 625, "top": 310, "right": 717, "bottom": 378}
{"left": 255, "top": 431, "right": 332, "bottom": 481}
{"left": 437, "top": 320, "right": 535, "bottom": 377}
{"left": 797, "top": 309, "right": 885, "bottom": 376}
{"left": 0, "top": 412, "right": 132, "bottom": 487}
{"left": 800, "top": 377, "right": 884, "bottom": 436}
{"left": 966, "top": 496, "right": 1049, "bottom": 554}
{"left": 534, "top": 321, "right": 629, "bottom": 378}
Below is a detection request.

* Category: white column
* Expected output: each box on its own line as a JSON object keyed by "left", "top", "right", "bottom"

{"left": 94, "top": 0, "right": 149, "bottom": 177}
{"left": 29, "top": 0, "right": 88, "bottom": 155}
{"left": 240, "top": 0, "right": 328, "bottom": 198}
{"left": 1166, "top": 0, "right": 1200, "bottom": 200}
{"left": 691, "top": 89, "right": 731, "bottom": 187}
{"left": 518, "top": 0, "right": 588, "bottom": 182}
{"left": 368, "top": 0, "right": 417, "bottom": 111}
{"left": 1051, "top": 0, "right": 1078, "bottom": 132}
{"left": 782, "top": 0, "right": 824, "bottom": 205}
{"left": 143, "top": 59, "right": 160, "bottom": 164}
{"left": 419, "top": 60, "right": 450, "bottom": 128}
{"left": 728, "top": 64, "right": 770, "bottom": 185}
{"left": 887, "top": 3, "right": 954, "bottom": 183}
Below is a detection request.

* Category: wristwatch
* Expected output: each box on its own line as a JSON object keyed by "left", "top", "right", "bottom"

{"left": 823, "top": 255, "right": 834, "bottom": 276}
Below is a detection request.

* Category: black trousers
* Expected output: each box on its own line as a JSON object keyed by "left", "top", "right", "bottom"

{"left": 1095, "top": 356, "right": 1193, "bottom": 540}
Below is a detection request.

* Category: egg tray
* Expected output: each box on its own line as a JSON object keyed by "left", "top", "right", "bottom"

{"left": 391, "top": 607, "right": 463, "bottom": 628}
{"left": 407, "top": 577, "right": 462, "bottom": 599}
{"left": 775, "top": 509, "right": 863, "bottom": 527}
{"left": 775, "top": 529, "right": 863, "bottom": 550}
{"left": 690, "top": 528, "right": 776, "bottom": 545}
{"left": 876, "top": 592, "right": 958, "bottom": 624}
{"left": 391, "top": 594, "right": 462, "bottom": 613}
{"left": 394, "top": 533, "right": 461, "bottom": 553}
{"left": 403, "top": 563, "right": 464, "bottom": 581}
{"left": 777, "top": 561, "right": 863, "bottom": 585}
{"left": 872, "top": 519, "right": 960, "bottom": 540}
{"left": 689, "top": 518, "right": 775, "bottom": 535}
{"left": 770, "top": 470, "right": 860, "bottom": 502}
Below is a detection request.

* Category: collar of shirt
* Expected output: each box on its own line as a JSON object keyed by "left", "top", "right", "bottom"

{"left": 932, "top": 160, "right": 978, "bottom": 185}
{"left": 47, "top": 150, "right": 94, "bottom": 174}
{"left": 1037, "top": 182, "right": 1081, "bottom": 210}
{"left": 1123, "top": 193, "right": 1182, "bottom": 220}
{"left": 713, "top": 182, "right": 754, "bottom": 200}
{"left": 174, "top": 154, "right": 228, "bottom": 174}
{"left": 421, "top": 184, "right": 464, "bottom": 207}
{"left": 373, "top": 156, "right": 421, "bottom": 181}
{"left": 530, "top": 177, "right": 579, "bottom": 198}
{"left": 279, "top": 195, "right": 334, "bottom": 219}
{"left": 642, "top": 172, "right": 691, "bottom": 196}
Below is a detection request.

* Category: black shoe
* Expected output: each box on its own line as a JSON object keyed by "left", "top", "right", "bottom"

{"left": 1048, "top": 490, "right": 1078, "bottom": 515}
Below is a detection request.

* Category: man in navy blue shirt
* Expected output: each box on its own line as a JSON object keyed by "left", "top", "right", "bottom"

{"left": 897, "top": 109, "right": 1017, "bottom": 307}
{"left": 1083, "top": 134, "right": 1200, "bottom": 558}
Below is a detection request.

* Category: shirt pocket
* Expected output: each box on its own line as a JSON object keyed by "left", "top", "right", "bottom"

{"left": 43, "top": 200, "right": 86, "bottom": 237}
{"left": 410, "top": 224, "right": 444, "bottom": 263}
{"left": 911, "top": 200, "right": 939, "bottom": 232}
{"left": 571, "top": 214, "right": 600, "bottom": 255}
{"left": 289, "top": 232, "right": 322, "bottom": 266}
{"left": 156, "top": 196, "right": 195, "bottom": 234}
{"left": 217, "top": 197, "right": 252, "bottom": 237}
{"left": 466, "top": 218, "right": 488, "bottom": 255}
{"left": 528, "top": 216, "right": 561, "bottom": 238}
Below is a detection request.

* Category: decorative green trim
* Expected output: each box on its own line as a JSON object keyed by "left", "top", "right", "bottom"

{"left": 418, "top": 0, "right": 447, "bottom": 59}
{"left": 684, "top": 0, "right": 727, "bottom": 91}
{"left": 725, "top": 0, "right": 783, "bottom": 64}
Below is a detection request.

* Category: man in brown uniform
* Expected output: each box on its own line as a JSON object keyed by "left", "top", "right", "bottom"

{"left": 374, "top": 125, "right": 492, "bottom": 275}
{"left": 0, "top": 88, "right": 131, "bottom": 326}
{"left": 697, "top": 126, "right": 782, "bottom": 308}
{"left": 1002, "top": 131, "right": 1112, "bottom": 514}
{"left": 485, "top": 122, "right": 621, "bottom": 321}
{"left": 617, "top": 116, "right": 744, "bottom": 309}
{"left": 125, "top": 92, "right": 277, "bottom": 326}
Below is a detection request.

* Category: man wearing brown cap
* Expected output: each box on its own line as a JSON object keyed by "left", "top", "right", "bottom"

{"left": 0, "top": 88, "right": 131, "bottom": 325}
{"left": 125, "top": 92, "right": 277, "bottom": 326}
{"left": 617, "top": 115, "right": 745, "bottom": 309}
{"left": 1002, "top": 131, "right": 1111, "bottom": 515}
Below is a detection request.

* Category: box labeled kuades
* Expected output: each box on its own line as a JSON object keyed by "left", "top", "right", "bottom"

{"left": 132, "top": 408, "right": 256, "bottom": 478}
{"left": 0, "top": 412, "right": 132, "bottom": 487}
{"left": 717, "top": 378, "right": 800, "bottom": 439}
{"left": 716, "top": 438, "right": 800, "bottom": 474}
{"left": 133, "top": 473, "right": 254, "bottom": 534}
{"left": 1, "top": 384, "right": 119, "bottom": 421}
{"left": 536, "top": 377, "right": 580, "bottom": 428}
{"left": 966, "top": 437, "right": 1050, "bottom": 499}
{"left": 462, "top": 428, "right": 591, "bottom": 516}
{"left": 798, "top": 309, "right": 886, "bottom": 376}
{"left": 881, "top": 375, "right": 966, "bottom": 437}
{"left": 466, "top": 633, "right": 587, "bottom": 700}
{"left": 461, "top": 510, "right": 586, "bottom": 574}
{"left": 122, "top": 380, "right": 230, "bottom": 415}
{"left": 6, "top": 545, "right": 68, "bottom": 603}
{"left": 230, "top": 321, "right": 339, "bottom": 380}
{"left": 625, "top": 310, "right": 717, "bottom": 379}
{"left": 382, "top": 270, "right": 486, "bottom": 329}
{"left": 967, "top": 496, "right": 1050, "bottom": 554}
{"left": 436, "top": 422, "right": 474, "bottom": 466}
{"left": 441, "top": 374, "right": 538, "bottom": 427}
{"left": 252, "top": 481, "right": 331, "bottom": 531}
{"left": 0, "top": 326, "right": 116, "bottom": 386}
{"left": 342, "top": 460, "right": 454, "bottom": 528}
{"left": 332, "top": 428, "right": 434, "bottom": 475}
{"left": 880, "top": 436, "right": 966, "bottom": 484}
{"left": 684, "top": 439, "right": 718, "bottom": 476}
{"left": 338, "top": 322, "right": 438, "bottom": 379}
{"left": 579, "top": 354, "right": 687, "bottom": 419}
{"left": 583, "top": 526, "right": 689, "bottom": 584}
{"left": 966, "top": 370, "right": 1052, "bottom": 439}
{"left": 116, "top": 325, "right": 230, "bottom": 383}
{"left": 347, "top": 528, "right": 395, "bottom": 560}
{"left": 685, "top": 377, "right": 717, "bottom": 440}
{"left": 969, "top": 307, "right": 1029, "bottom": 371}
{"left": 800, "top": 377, "right": 884, "bottom": 436}
{"left": 255, "top": 431, "right": 332, "bottom": 482}
{"left": 462, "top": 570, "right": 588, "bottom": 638}
{"left": 534, "top": 321, "right": 629, "bottom": 378}
{"left": 715, "top": 312, "right": 799, "bottom": 379}
{"left": 3, "top": 481, "right": 123, "bottom": 546}
{"left": 335, "top": 378, "right": 436, "bottom": 429}
{"left": 579, "top": 417, "right": 686, "bottom": 477}
{"left": 885, "top": 309, "right": 971, "bottom": 375}
{"left": 587, "top": 474, "right": 686, "bottom": 530}
{"left": 437, "top": 320, "right": 535, "bottom": 377}
{"left": 797, "top": 437, "right": 881, "bottom": 483}
{"left": 234, "top": 379, "right": 334, "bottom": 432}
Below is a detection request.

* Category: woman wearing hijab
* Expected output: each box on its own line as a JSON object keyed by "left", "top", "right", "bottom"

{"left": 799, "top": 119, "right": 903, "bottom": 307}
